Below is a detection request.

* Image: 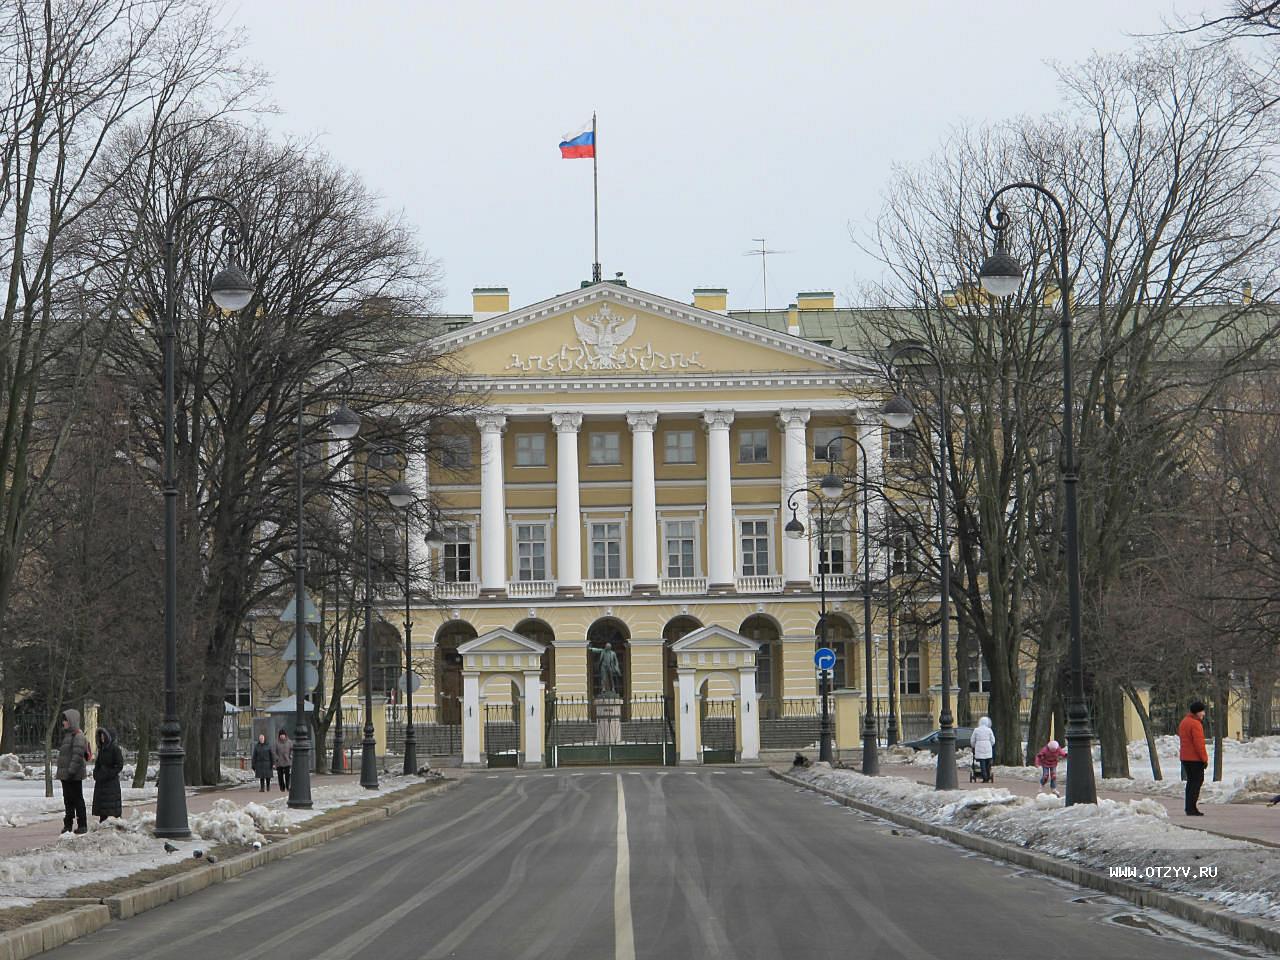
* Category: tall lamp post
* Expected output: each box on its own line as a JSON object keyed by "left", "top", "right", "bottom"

{"left": 784, "top": 435, "right": 880, "bottom": 775}
{"left": 156, "top": 197, "right": 254, "bottom": 839}
{"left": 978, "top": 182, "right": 1097, "bottom": 806}
{"left": 880, "top": 341, "right": 958, "bottom": 790}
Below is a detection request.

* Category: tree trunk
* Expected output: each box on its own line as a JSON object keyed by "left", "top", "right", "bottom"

{"left": 1247, "top": 670, "right": 1275, "bottom": 738}
{"left": 1121, "top": 682, "right": 1161, "bottom": 780}
{"left": 986, "top": 668, "right": 1021, "bottom": 766}
{"left": 1096, "top": 682, "right": 1130, "bottom": 779}
{"left": 1025, "top": 638, "right": 1063, "bottom": 764}
{"left": 0, "top": 679, "right": 13, "bottom": 754}
{"left": 954, "top": 618, "right": 973, "bottom": 728}
{"left": 132, "top": 721, "right": 151, "bottom": 789}
{"left": 1212, "top": 673, "right": 1228, "bottom": 782}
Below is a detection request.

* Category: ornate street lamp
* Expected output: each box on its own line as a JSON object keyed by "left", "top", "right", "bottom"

{"left": 156, "top": 197, "right": 253, "bottom": 839}
{"left": 979, "top": 182, "right": 1097, "bottom": 806}
{"left": 880, "top": 341, "right": 958, "bottom": 790}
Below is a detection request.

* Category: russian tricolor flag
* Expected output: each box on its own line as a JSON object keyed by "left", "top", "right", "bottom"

{"left": 559, "top": 121, "right": 595, "bottom": 159}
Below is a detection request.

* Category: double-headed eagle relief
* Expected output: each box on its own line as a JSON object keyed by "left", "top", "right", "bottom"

{"left": 505, "top": 304, "right": 707, "bottom": 373}
{"left": 574, "top": 304, "right": 637, "bottom": 369}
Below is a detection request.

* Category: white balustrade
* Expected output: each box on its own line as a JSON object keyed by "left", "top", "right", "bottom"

{"left": 432, "top": 582, "right": 480, "bottom": 600}
{"left": 735, "top": 575, "right": 784, "bottom": 594}
{"left": 814, "top": 574, "right": 855, "bottom": 593}
{"left": 582, "top": 579, "right": 633, "bottom": 597}
{"left": 659, "top": 577, "right": 708, "bottom": 596}
{"left": 507, "top": 580, "right": 557, "bottom": 599}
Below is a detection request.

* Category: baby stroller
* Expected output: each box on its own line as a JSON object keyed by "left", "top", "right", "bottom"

{"left": 968, "top": 750, "right": 994, "bottom": 784}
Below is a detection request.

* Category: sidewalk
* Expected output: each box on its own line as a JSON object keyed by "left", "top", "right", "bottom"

{"left": 0, "top": 774, "right": 362, "bottom": 859}
{"left": 879, "top": 759, "right": 1280, "bottom": 848}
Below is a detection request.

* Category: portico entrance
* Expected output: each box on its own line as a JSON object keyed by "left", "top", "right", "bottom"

{"left": 458, "top": 628, "right": 547, "bottom": 768}
{"left": 669, "top": 625, "right": 762, "bottom": 764}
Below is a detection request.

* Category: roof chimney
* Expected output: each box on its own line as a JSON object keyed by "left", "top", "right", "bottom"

{"left": 787, "top": 303, "right": 799, "bottom": 336}
{"left": 1243, "top": 279, "right": 1254, "bottom": 305}
{"left": 472, "top": 287, "right": 510, "bottom": 323}
{"left": 796, "top": 291, "right": 835, "bottom": 310}
{"left": 693, "top": 288, "right": 728, "bottom": 313}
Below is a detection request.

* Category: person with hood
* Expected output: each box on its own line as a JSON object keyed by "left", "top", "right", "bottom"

{"left": 1179, "top": 699, "right": 1210, "bottom": 816}
{"left": 1035, "top": 739, "right": 1068, "bottom": 796}
{"left": 272, "top": 729, "right": 293, "bottom": 791}
{"left": 55, "top": 709, "right": 90, "bottom": 834}
{"left": 91, "top": 727, "right": 124, "bottom": 822}
{"left": 251, "top": 733, "right": 273, "bottom": 791}
{"left": 970, "top": 716, "right": 996, "bottom": 783}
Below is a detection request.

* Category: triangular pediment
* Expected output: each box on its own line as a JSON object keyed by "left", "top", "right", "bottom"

{"left": 435, "top": 284, "right": 876, "bottom": 380}
{"left": 458, "top": 627, "right": 548, "bottom": 656}
{"left": 670, "top": 624, "right": 760, "bottom": 654}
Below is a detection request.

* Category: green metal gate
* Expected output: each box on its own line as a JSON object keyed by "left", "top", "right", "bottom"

{"left": 701, "top": 698, "right": 737, "bottom": 764}
{"left": 546, "top": 693, "right": 675, "bottom": 767}
{"left": 485, "top": 701, "right": 520, "bottom": 768}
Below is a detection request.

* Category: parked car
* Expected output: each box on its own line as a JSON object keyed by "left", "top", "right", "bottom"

{"left": 902, "top": 727, "right": 974, "bottom": 754}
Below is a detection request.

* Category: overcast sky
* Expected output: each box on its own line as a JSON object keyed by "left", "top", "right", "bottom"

{"left": 232, "top": 1, "right": 1200, "bottom": 314}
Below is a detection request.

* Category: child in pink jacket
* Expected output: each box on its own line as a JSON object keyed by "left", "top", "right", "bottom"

{"left": 1035, "top": 740, "right": 1068, "bottom": 795}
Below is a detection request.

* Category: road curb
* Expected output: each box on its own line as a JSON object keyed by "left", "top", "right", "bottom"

{"left": 772, "top": 768, "right": 1280, "bottom": 955}
{"left": 0, "top": 777, "right": 459, "bottom": 959}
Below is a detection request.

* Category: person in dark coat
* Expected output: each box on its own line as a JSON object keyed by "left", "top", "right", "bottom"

{"left": 272, "top": 729, "right": 293, "bottom": 791}
{"left": 91, "top": 727, "right": 124, "bottom": 821}
{"left": 55, "top": 709, "right": 90, "bottom": 834}
{"left": 251, "top": 734, "right": 273, "bottom": 791}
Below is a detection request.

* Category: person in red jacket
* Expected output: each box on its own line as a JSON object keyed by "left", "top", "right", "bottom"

{"left": 1178, "top": 700, "right": 1209, "bottom": 816}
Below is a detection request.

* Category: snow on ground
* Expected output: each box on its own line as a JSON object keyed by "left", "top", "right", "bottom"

{"left": 792, "top": 764, "right": 1280, "bottom": 922}
{"left": 0, "top": 776, "right": 160, "bottom": 828}
{"left": 0, "top": 772, "right": 432, "bottom": 897}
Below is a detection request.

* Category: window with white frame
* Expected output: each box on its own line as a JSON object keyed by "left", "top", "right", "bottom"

{"left": 442, "top": 524, "right": 473, "bottom": 583}
{"left": 664, "top": 430, "right": 696, "bottom": 464}
{"left": 368, "top": 517, "right": 401, "bottom": 583}
{"left": 967, "top": 650, "right": 992, "bottom": 693}
{"left": 738, "top": 429, "right": 769, "bottom": 463}
{"left": 816, "top": 516, "right": 849, "bottom": 576}
{"left": 888, "top": 428, "right": 916, "bottom": 461}
{"left": 514, "top": 433, "right": 546, "bottom": 466}
{"left": 889, "top": 516, "right": 915, "bottom": 575}
{"left": 590, "top": 522, "right": 623, "bottom": 579}
{"left": 812, "top": 426, "right": 844, "bottom": 461}
{"left": 515, "top": 523, "right": 548, "bottom": 581}
{"left": 589, "top": 432, "right": 621, "bottom": 465}
{"left": 739, "top": 519, "right": 771, "bottom": 577}
{"left": 439, "top": 435, "right": 471, "bottom": 469}
{"left": 225, "top": 645, "right": 252, "bottom": 708}
{"left": 664, "top": 520, "right": 697, "bottom": 578}
{"left": 899, "top": 634, "right": 922, "bottom": 694}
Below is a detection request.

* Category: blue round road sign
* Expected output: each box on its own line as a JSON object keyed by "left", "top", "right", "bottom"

{"left": 814, "top": 647, "right": 837, "bottom": 671}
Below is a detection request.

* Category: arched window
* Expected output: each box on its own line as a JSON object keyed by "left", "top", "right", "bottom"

{"left": 515, "top": 619, "right": 555, "bottom": 687}
{"left": 819, "top": 615, "right": 856, "bottom": 690}
{"left": 740, "top": 615, "right": 780, "bottom": 706}
{"left": 586, "top": 618, "right": 630, "bottom": 702}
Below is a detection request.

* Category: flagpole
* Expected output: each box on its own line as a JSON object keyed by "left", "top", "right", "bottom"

{"left": 592, "top": 111, "right": 600, "bottom": 283}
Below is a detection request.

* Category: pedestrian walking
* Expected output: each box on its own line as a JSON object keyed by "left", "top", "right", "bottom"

{"left": 970, "top": 716, "right": 996, "bottom": 783}
{"left": 55, "top": 709, "right": 90, "bottom": 834}
{"left": 1178, "top": 699, "right": 1209, "bottom": 816}
{"left": 1034, "top": 739, "right": 1067, "bottom": 796}
{"left": 251, "top": 733, "right": 273, "bottom": 791}
{"left": 90, "top": 727, "right": 124, "bottom": 822}
{"left": 272, "top": 729, "right": 293, "bottom": 791}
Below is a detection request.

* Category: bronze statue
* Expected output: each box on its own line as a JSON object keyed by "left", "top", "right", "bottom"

{"left": 589, "top": 642, "right": 623, "bottom": 696}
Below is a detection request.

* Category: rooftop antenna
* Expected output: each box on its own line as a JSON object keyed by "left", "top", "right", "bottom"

{"left": 743, "top": 238, "right": 790, "bottom": 311}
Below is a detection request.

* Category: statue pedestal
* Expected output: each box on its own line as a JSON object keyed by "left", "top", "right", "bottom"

{"left": 595, "top": 695, "right": 623, "bottom": 745}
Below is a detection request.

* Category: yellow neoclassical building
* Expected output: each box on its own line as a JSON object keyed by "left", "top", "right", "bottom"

{"left": 246, "top": 280, "right": 959, "bottom": 767}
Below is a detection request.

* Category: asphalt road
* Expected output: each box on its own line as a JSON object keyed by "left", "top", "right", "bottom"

{"left": 43, "top": 769, "right": 1265, "bottom": 960}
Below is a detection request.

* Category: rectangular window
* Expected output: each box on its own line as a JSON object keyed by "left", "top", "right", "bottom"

{"left": 816, "top": 518, "right": 847, "bottom": 576}
{"left": 225, "top": 648, "right": 252, "bottom": 708}
{"left": 589, "top": 432, "right": 621, "bottom": 465}
{"left": 442, "top": 524, "right": 472, "bottom": 583}
{"left": 888, "top": 428, "right": 916, "bottom": 461}
{"left": 738, "top": 429, "right": 769, "bottom": 463}
{"left": 514, "top": 433, "right": 546, "bottom": 466}
{"left": 369, "top": 519, "right": 401, "bottom": 583}
{"left": 889, "top": 518, "right": 914, "bottom": 576}
{"left": 664, "top": 430, "right": 695, "bottom": 464}
{"left": 756, "top": 642, "right": 773, "bottom": 701}
{"left": 968, "top": 652, "right": 992, "bottom": 693}
{"left": 516, "top": 524, "right": 547, "bottom": 581}
{"left": 590, "top": 522, "right": 623, "bottom": 579}
{"left": 739, "top": 519, "right": 770, "bottom": 577}
{"left": 900, "top": 635, "right": 922, "bottom": 694}
{"left": 664, "top": 520, "right": 696, "bottom": 578}
{"left": 440, "top": 435, "right": 471, "bottom": 469}
{"left": 813, "top": 426, "right": 843, "bottom": 461}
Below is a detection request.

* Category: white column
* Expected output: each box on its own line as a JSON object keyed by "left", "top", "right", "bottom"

{"left": 477, "top": 413, "right": 507, "bottom": 592}
{"left": 406, "top": 448, "right": 429, "bottom": 573}
{"left": 462, "top": 671, "right": 481, "bottom": 766}
{"left": 739, "top": 668, "right": 760, "bottom": 761}
{"left": 858, "top": 420, "right": 887, "bottom": 579}
{"left": 778, "top": 408, "right": 812, "bottom": 587}
{"left": 677, "top": 669, "right": 699, "bottom": 764}
{"left": 522, "top": 671, "right": 543, "bottom": 767}
{"left": 703, "top": 410, "right": 735, "bottom": 589}
{"left": 626, "top": 411, "right": 659, "bottom": 588}
{"left": 551, "top": 412, "right": 583, "bottom": 593}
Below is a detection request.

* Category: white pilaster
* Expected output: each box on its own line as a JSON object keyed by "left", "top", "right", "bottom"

{"left": 778, "top": 408, "right": 812, "bottom": 586}
{"left": 522, "top": 671, "right": 543, "bottom": 767}
{"left": 406, "top": 448, "right": 428, "bottom": 573}
{"left": 739, "top": 668, "right": 760, "bottom": 761}
{"left": 677, "top": 669, "right": 699, "bottom": 764}
{"left": 627, "top": 411, "right": 660, "bottom": 588}
{"left": 703, "top": 410, "right": 735, "bottom": 589}
{"left": 858, "top": 420, "right": 887, "bottom": 579}
{"left": 462, "top": 671, "right": 481, "bottom": 766}
{"left": 477, "top": 413, "right": 507, "bottom": 592}
{"left": 551, "top": 412, "right": 584, "bottom": 593}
